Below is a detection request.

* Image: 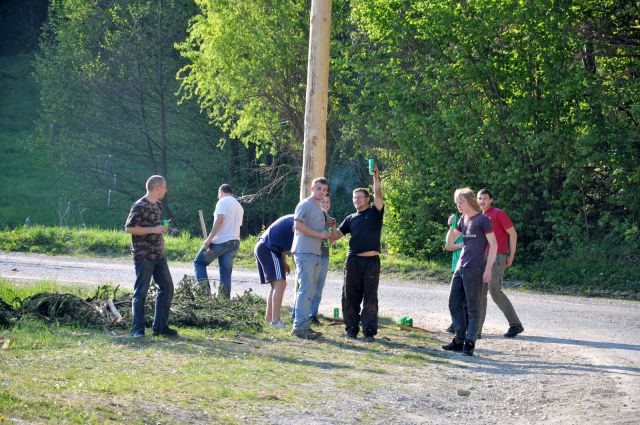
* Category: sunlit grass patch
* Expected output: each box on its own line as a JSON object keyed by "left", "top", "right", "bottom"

{"left": 0, "top": 280, "right": 449, "bottom": 424}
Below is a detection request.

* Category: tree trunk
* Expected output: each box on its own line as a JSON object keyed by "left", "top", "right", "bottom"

{"left": 299, "top": 0, "right": 331, "bottom": 200}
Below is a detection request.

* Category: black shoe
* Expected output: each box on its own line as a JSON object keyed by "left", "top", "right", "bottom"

{"left": 445, "top": 323, "right": 455, "bottom": 334}
{"left": 292, "top": 328, "right": 321, "bottom": 340}
{"left": 363, "top": 335, "right": 375, "bottom": 343}
{"left": 442, "top": 338, "right": 463, "bottom": 352}
{"left": 476, "top": 333, "right": 482, "bottom": 340}
{"left": 132, "top": 330, "right": 145, "bottom": 338}
{"left": 504, "top": 325, "right": 524, "bottom": 338}
{"left": 310, "top": 316, "right": 321, "bottom": 326}
{"left": 462, "top": 340, "right": 475, "bottom": 356}
{"left": 152, "top": 327, "right": 178, "bottom": 337}
{"left": 343, "top": 331, "right": 358, "bottom": 339}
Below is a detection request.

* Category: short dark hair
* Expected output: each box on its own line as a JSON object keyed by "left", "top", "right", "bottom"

{"left": 311, "top": 177, "right": 329, "bottom": 187}
{"left": 353, "top": 188, "right": 370, "bottom": 198}
{"left": 477, "top": 188, "right": 493, "bottom": 199}
{"left": 219, "top": 184, "right": 233, "bottom": 194}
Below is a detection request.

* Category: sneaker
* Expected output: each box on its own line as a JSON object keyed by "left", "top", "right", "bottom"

{"left": 442, "top": 338, "right": 463, "bottom": 352}
{"left": 132, "top": 331, "right": 145, "bottom": 338}
{"left": 310, "top": 316, "right": 321, "bottom": 326}
{"left": 445, "top": 323, "right": 455, "bottom": 334}
{"left": 270, "top": 320, "right": 286, "bottom": 328}
{"left": 152, "top": 327, "right": 178, "bottom": 337}
{"left": 462, "top": 340, "right": 475, "bottom": 356}
{"left": 343, "top": 331, "right": 358, "bottom": 339}
{"left": 504, "top": 325, "right": 524, "bottom": 338}
{"left": 291, "top": 328, "right": 321, "bottom": 340}
{"left": 363, "top": 335, "right": 375, "bottom": 343}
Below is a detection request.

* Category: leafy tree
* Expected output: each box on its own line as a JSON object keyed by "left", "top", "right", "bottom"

{"left": 34, "top": 0, "right": 256, "bottom": 230}
{"left": 342, "top": 0, "right": 639, "bottom": 262}
{"left": 176, "top": 0, "right": 363, "bottom": 222}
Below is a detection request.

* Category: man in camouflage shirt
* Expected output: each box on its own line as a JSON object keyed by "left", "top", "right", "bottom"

{"left": 125, "top": 175, "right": 177, "bottom": 338}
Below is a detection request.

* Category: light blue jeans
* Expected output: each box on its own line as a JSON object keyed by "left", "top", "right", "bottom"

{"left": 193, "top": 239, "right": 240, "bottom": 298}
{"left": 292, "top": 253, "right": 323, "bottom": 330}
{"left": 310, "top": 254, "right": 330, "bottom": 318}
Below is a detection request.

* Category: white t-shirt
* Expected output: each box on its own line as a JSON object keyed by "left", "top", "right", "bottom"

{"left": 211, "top": 195, "right": 244, "bottom": 244}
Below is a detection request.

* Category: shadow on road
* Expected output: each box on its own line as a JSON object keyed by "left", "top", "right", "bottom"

{"left": 519, "top": 335, "right": 640, "bottom": 352}
{"left": 467, "top": 353, "right": 640, "bottom": 377}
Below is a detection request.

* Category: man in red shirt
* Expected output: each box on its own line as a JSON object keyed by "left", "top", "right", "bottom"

{"left": 477, "top": 189, "right": 524, "bottom": 338}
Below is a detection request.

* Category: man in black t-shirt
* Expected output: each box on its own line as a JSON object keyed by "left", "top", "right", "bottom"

{"left": 332, "top": 166, "right": 384, "bottom": 342}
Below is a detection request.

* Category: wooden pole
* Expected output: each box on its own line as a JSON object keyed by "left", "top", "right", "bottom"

{"left": 198, "top": 210, "right": 207, "bottom": 238}
{"left": 300, "top": 0, "right": 332, "bottom": 201}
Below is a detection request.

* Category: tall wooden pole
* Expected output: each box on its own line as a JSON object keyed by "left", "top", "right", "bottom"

{"left": 299, "top": 0, "right": 332, "bottom": 201}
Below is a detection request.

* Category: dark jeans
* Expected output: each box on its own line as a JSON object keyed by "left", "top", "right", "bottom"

{"left": 342, "top": 255, "right": 380, "bottom": 337}
{"left": 448, "top": 267, "right": 484, "bottom": 343}
{"left": 132, "top": 256, "right": 174, "bottom": 335}
{"left": 193, "top": 239, "right": 240, "bottom": 298}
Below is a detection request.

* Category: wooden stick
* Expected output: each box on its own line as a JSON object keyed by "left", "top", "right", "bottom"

{"left": 198, "top": 210, "right": 207, "bottom": 238}
{"left": 107, "top": 299, "right": 123, "bottom": 322}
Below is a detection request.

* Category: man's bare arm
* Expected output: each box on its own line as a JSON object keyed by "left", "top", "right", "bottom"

{"left": 373, "top": 166, "right": 383, "bottom": 211}
{"left": 506, "top": 226, "right": 517, "bottom": 267}
{"left": 126, "top": 225, "right": 165, "bottom": 235}
{"left": 445, "top": 228, "right": 462, "bottom": 251}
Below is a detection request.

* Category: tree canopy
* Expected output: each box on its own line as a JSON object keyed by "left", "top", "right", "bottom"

{"left": 32, "top": 0, "right": 639, "bottom": 285}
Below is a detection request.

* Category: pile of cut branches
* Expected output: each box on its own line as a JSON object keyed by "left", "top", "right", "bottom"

{"left": 167, "top": 275, "right": 265, "bottom": 330}
{"left": 0, "top": 276, "right": 265, "bottom": 331}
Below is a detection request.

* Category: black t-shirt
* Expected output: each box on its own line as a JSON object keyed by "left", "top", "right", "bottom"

{"left": 338, "top": 206, "right": 384, "bottom": 255}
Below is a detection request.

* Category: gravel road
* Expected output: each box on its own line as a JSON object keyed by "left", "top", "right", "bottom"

{"left": 1, "top": 251, "right": 639, "bottom": 424}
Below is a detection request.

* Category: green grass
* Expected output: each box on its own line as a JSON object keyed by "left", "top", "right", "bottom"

{"left": 508, "top": 235, "right": 640, "bottom": 296}
{"left": 0, "top": 280, "right": 446, "bottom": 424}
{"left": 0, "top": 279, "right": 99, "bottom": 307}
{"left": 0, "top": 52, "right": 73, "bottom": 228}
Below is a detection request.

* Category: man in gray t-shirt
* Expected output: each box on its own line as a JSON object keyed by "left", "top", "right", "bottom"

{"left": 290, "top": 177, "right": 332, "bottom": 339}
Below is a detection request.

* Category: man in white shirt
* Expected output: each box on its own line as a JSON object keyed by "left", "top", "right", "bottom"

{"left": 193, "top": 184, "right": 244, "bottom": 298}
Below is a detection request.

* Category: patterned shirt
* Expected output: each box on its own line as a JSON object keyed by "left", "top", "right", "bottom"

{"left": 125, "top": 197, "right": 164, "bottom": 261}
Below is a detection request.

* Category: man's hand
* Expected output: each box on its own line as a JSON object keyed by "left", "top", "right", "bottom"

{"left": 327, "top": 216, "right": 337, "bottom": 228}
{"left": 506, "top": 256, "right": 514, "bottom": 268}
{"left": 483, "top": 270, "right": 492, "bottom": 284}
{"left": 202, "top": 239, "right": 212, "bottom": 250}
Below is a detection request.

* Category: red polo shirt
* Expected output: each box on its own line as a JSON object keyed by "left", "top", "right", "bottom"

{"left": 482, "top": 206, "right": 514, "bottom": 255}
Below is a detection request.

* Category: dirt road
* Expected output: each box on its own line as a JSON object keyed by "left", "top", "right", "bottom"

{"left": 1, "top": 251, "right": 639, "bottom": 424}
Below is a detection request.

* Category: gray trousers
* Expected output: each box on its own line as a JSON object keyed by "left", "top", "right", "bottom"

{"left": 477, "top": 254, "right": 522, "bottom": 332}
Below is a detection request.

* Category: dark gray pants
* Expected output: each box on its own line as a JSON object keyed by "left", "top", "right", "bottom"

{"left": 477, "top": 254, "right": 522, "bottom": 330}
{"left": 448, "top": 267, "right": 483, "bottom": 343}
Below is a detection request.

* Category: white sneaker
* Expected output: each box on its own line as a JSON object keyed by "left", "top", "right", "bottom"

{"left": 270, "top": 320, "right": 286, "bottom": 328}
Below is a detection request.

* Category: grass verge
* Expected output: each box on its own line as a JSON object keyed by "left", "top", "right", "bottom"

{"left": 0, "top": 226, "right": 449, "bottom": 280}
{"left": 0, "top": 281, "right": 447, "bottom": 424}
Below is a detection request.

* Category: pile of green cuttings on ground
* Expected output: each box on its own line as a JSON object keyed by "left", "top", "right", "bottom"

{"left": 0, "top": 276, "right": 265, "bottom": 331}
